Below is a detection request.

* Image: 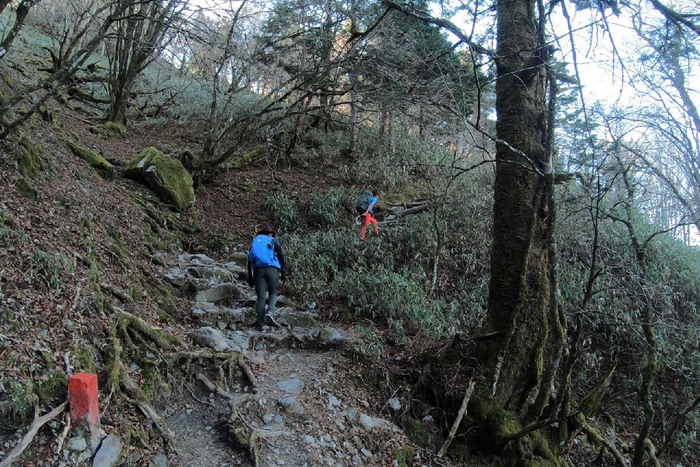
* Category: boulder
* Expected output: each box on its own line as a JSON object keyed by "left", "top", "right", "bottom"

{"left": 125, "top": 147, "right": 195, "bottom": 211}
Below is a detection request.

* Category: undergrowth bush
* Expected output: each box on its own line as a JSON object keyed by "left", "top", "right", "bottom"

{"left": 307, "top": 187, "right": 346, "bottom": 228}
{"left": 285, "top": 202, "right": 487, "bottom": 340}
{"left": 264, "top": 193, "right": 299, "bottom": 232}
{"left": 30, "top": 250, "right": 73, "bottom": 290}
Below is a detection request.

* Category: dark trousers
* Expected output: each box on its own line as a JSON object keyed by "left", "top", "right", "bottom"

{"left": 254, "top": 267, "right": 279, "bottom": 326}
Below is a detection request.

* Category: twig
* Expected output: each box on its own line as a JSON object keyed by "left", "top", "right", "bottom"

{"left": 380, "top": 387, "right": 401, "bottom": 412}
{"left": 69, "top": 286, "right": 81, "bottom": 313}
{"left": 0, "top": 401, "right": 68, "bottom": 467}
{"left": 183, "top": 382, "right": 214, "bottom": 406}
{"left": 438, "top": 380, "right": 476, "bottom": 458}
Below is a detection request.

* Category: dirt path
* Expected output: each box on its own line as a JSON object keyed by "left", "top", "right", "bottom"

{"left": 161, "top": 326, "right": 420, "bottom": 467}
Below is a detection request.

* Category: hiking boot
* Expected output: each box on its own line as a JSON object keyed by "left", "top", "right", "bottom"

{"left": 265, "top": 313, "right": 281, "bottom": 327}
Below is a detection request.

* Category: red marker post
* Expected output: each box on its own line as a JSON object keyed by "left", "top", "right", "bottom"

{"left": 68, "top": 373, "right": 99, "bottom": 429}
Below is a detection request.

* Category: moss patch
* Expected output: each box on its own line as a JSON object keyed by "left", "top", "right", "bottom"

{"left": 400, "top": 415, "right": 443, "bottom": 451}
{"left": 66, "top": 140, "right": 115, "bottom": 179}
{"left": 0, "top": 378, "right": 37, "bottom": 426}
{"left": 35, "top": 372, "right": 68, "bottom": 405}
{"left": 223, "top": 146, "right": 267, "bottom": 170}
{"left": 16, "top": 135, "right": 46, "bottom": 177}
{"left": 394, "top": 446, "right": 415, "bottom": 467}
{"left": 15, "top": 177, "right": 38, "bottom": 200}
{"left": 90, "top": 122, "right": 126, "bottom": 138}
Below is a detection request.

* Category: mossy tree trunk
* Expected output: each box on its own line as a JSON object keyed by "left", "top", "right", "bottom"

{"left": 478, "top": 0, "right": 558, "bottom": 424}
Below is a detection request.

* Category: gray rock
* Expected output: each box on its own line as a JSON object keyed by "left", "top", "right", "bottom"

{"left": 225, "top": 339, "right": 244, "bottom": 352}
{"left": 388, "top": 397, "right": 402, "bottom": 411}
{"left": 344, "top": 408, "right": 400, "bottom": 432}
{"left": 194, "top": 283, "right": 239, "bottom": 304}
{"left": 227, "top": 331, "right": 250, "bottom": 350}
{"left": 178, "top": 253, "right": 215, "bottom": 265}
{"left": 186, "top": 265, "right": 234, "bottom": 285}
{"left": 328, "top": 395, "right": 341, "bottom": 408}
{"left": 92, "top": 435, "right": 122, "bottom": 467}
{"left": 277, "top": 378, "right": 304, "bottom": 394}
{"left": 189, "top": 327, "right": 232, "bottom": 352}
{"left": 67, "top": 436, "right": 87, "bottom": 452}
{"left": 164, "top": 266, "right": 186, "bottom": 287}
{"left": 278, "top": 396, "right": 304, "bottom": 414}
{"left": 318, "top": 327, "right": 344, "bottom": 347}
{"left": 223, "top": 260, "right": 247, "bottom": 274}
{"left": 149, "top": 453, "right": 168, "bottom": 467}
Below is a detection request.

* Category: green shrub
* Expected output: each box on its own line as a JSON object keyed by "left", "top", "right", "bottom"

{"left": 330, "top": 267, "right": 450, "bottom": 339}
{"left": 0, "top": 212, "right": 28, "bottom": 242}
{"left": 30, "top": 250, "right": 74, "bottom": 290}
{"left": 307, "top": 187, "right": 345, "bottom": 228}
{"left": 264, "top": 193, "right": 299, "bottom": 232}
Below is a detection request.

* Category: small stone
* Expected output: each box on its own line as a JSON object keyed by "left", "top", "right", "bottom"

{"left": 149, "top": 453, "right": 168, "bottom": 467}
{"left": 67, "top": 437, "right": 87, "bottom": 452}
{"left": 388, "top": 398, "right": 401, "bottom": 411}
{"left": 276, "top": 379, "right": 304, "bottom": 394}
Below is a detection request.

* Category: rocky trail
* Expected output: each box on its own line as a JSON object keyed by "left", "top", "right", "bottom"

{"left": 150, "top": 252, "right": 428, "bottom": 467}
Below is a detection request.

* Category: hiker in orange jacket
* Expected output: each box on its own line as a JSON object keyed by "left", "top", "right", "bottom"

{"left": 359, "top": 191, "right": 379, "bottom": 241}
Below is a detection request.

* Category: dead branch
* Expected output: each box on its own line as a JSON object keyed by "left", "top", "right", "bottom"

{"left": 392, "top": 204, "right": 431, "bottom": 218}
{"left": 0, "top": 402, "right": 68, "bottom": 467}
{"left": 438, "top": 380, "right": 475, "bottom": 457}
{"left": 238, "top": 359, "right": 260, "bottom": 393}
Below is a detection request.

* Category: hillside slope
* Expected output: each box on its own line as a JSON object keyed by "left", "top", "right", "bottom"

{"left": 0, "top": 81, "right": 446, "bottom": 466}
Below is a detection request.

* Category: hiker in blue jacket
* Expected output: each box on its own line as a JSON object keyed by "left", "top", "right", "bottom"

{"left": 247, "top": 225, "right": 287, "bottom": 328}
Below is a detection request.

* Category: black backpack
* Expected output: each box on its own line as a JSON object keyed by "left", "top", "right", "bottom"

{"left": 355, "top": 190, "right": 373, "bottom": 214}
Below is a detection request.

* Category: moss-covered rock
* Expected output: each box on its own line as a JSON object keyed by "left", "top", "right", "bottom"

{"left": 67, "top": 140, "right": 115, "bottom": 179}
{"left": 35, "top": 372, "right": 68, "bottom": 405}
{"left": 125, "top": 147, "right": 195, "bottom": 212}
{"left": 400, "top": 415, "right": 443, "bottom": 451}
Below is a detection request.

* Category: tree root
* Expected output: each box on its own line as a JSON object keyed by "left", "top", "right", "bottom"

{"left": 119, "top": 363, "right": 175, "bottom": 449}
{"left": 114, "top": 308, "right": 181, "bottom": 350}
{"left": 0, "top": 402, "right": 68, "bottom": 467}
{"left": 575, "top": 414, "right": 628, "bottom": 467}
{"left": 238, "top": 359, "right": 260, "bottom": 393}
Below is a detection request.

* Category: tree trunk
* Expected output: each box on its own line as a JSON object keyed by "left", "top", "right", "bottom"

{"left": 478, "top": 0, "right": 553, "bottom": 422}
